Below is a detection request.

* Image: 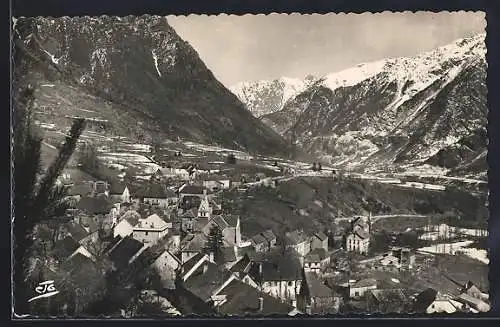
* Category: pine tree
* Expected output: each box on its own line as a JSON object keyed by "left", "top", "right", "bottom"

{"left": 226, "top": 153, "right": 237, "bottom": 165}
{"left": 203, "top": 225, "right": 224, "bottom": 263}
{"left": 150, "top": 133, "right": 162, "bottom": 160}
{"left": 12, "top": 81, "right": 86, "bottom": 313}
{"left": 312, "top": 162, "right": 318, "bottom": 171}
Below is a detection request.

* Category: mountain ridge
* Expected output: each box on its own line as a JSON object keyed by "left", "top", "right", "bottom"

{"left": 247, "top": 34, "right": 487, "bottom": 177}
{"left": 13, "top": 16, "right": 290, "bottom": 157}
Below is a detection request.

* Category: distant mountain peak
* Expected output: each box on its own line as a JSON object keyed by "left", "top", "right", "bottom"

{"left": 230, "top": 77, "right": 308, "bottom": 118}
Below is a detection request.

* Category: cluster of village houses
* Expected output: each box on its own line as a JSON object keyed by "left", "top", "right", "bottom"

{"left": 39, "top": 163, "right": 490, "bottom": 316}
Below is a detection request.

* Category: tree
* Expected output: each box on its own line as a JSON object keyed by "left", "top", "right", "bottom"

{"left": 123, "top": 171, "right": 134, "bottom": 185}
{"left": 150, "top": 134, "right": 162, "bottom": 160}
{"left": 13, "top": 80, "right": 86, "bottom": 313}
{"left": 226, "top": 153, "right": 237, "bottom": 165}
{"left": 77, "top": 143, "right": 100, "bottom": 175}
{"left": 203, "top": 225, "right": 224, "bottom": 264}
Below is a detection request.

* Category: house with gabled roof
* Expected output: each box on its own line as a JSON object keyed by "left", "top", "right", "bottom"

{"left": 178, "top": 184, "right": 214, "bottom": 201}
{"left": 180, "top": 194, "right": 202, "bottom": 211}
{"left": 151, "top": 249, "right": 183, "bottom": 290}
{"left": 213, "top": 278, "right": 294, "bottom": 316}
{"left": 58, "top": 221, "right": 89, "bottom": 243}
{"left": 346, "top": 216, "right": 371, "bottom": 255}
{"left": 251, "top": 233, "right": 268, "bottom": 252}
{"left": 261, "top": 229, "right": 277, "bottom": 248}
{"left": 366, "top": 289, "right": 408, "bottom": 313}
{"left": 299, "top": 271, "right": 342, "bottom": 314}
{"left": 67, "top": 182, "right": 93, "bottom": 201}
{"left": 455, "top": 291, "right": 490, "bottom": 312}
{"left": 77, "top": 196, "right": 115, "bottom": 217}
{"left": 414, "top": 289, "right": 466, "bottom": 314}
{"left": 109, "top": 181, "right": 131, "bottom": 203}
{"left": 134, "top": 183, "right": 177, "bottom": 208}
{"left": 58, "top": 253, "right": 107, "bottom": 314}
{"left": 251, "top": 229, "right": 277, "bottom": 253}
{"left": 175, "top": 253, "right": 235, "bottom": 314}
{"left": 179, "top": 233, "right": 208, "bottom": 263}
{"left": 180, "top": 208, "right": 200, "bottom": 233}
{"left": 106, "top": 236, "right": 147, "bottom": 271}
{"left": 199, "top": 175, "right": 231, "bottom": 192}
{"left": 304, "top": 248, "right": 330, "bottom": 273}
{"left": 311, "top": 231, "right": 328, "bottom": 252}
{"left": 247, "top": 253, "right": 303, "bottom": 307}
{"left": 132, "top": 213, "right": 171, "bottom": 245}
{"left": 113, "top": 210, "right": 141, "bottom": 239}
{"left": 202, "top": 214, "right": 241, "bottom": 247}
{"left": 285, "top": 230, "right": 311, "bottom": 257}
{"left": 158, "top": 166, "right": 191, "bottom": 181}
{"left": 462, "top": 281, "right": 489, "bottom": 302}
{"left": 92, "top": 180, "right": 109, "bottom": 195}
{"left": 348, "top": 278, "right": 377, "bottom": 299}
{"left": 53, "top": 236, "right": 94, "bottom": 263}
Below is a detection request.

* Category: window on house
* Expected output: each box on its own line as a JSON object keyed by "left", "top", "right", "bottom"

{"left": 355, "top": 291, "right": 359, "bottom": 297}
{"left": 145, "top": 232, "right": 148, "bottom": 236}
{"left": 288, "top": 281, "right": 293, "bottom": 286}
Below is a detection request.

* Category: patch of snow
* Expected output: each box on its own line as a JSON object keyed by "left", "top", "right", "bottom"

{"left": 77, "top": 108, "right": 96, "bottom": 113}
{"left": 321, "top": 60, "right": 387, "bottom": 91}
{"left": 108, "top": 163, "right": 127, "bottom": 171}
{"left": 151, "top": 50, "right": 162, "bottom": 77}
{"left": 41, "top": 49, "right": 63, "bottom": 65}
{"left": 457, "top": 247, "right": 489, "bottom": 265}
{"left": 36, "top": 122, "right": 57, "bottom": 130}
{"left": 126, "top": 144, "right": 151, "bottom": 152}
{"left": 417, "top": 240, "right": 489, "bottom": 264}
{"left": 41, "top": 84, "right": 55, "bottom": 87}
{"left": 100, "top": 153, "right": 152, "bottom": 163}
{"left": 391, "top": 278, "right": 400, "bottom": 284}
{"left": 314, "top": 200, "right": 323, "bottom": 208}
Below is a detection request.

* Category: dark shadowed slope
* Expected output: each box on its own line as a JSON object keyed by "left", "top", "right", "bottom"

{"left": 13, "top": 16, "right": 289, "bottom": 157}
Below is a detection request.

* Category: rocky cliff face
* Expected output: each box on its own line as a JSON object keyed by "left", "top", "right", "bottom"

{"left": 259, "top": 34, "right": 487, "bottom": 177}
{"left": 13, "top": 15, "right": 289, "bottom": 156}
{"left": 230, "top": 77, "right": 315, "bottom": 118}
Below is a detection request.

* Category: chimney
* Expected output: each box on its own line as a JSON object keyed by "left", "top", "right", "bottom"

{"left": 258, "top": 297, "right": 264, "bottom": 312}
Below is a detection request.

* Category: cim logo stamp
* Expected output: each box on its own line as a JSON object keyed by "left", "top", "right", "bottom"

{"left": 28, "top": 280, "right": 59, "bottom": 302}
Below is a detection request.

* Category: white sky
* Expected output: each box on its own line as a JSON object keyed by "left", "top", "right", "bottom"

{"left": 167, "top": 12, "right": 485, "bottom": 87}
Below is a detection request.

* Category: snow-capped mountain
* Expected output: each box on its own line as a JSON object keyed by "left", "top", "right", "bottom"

{"left": 13, "top": 16, "right": 289, "bottom": 156}
{"left": 263, "top": 34, "right": 487, "bottom": 177}
{"left": 230, "top": 77, "right": 314, "bottom": 118}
